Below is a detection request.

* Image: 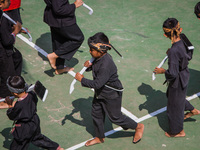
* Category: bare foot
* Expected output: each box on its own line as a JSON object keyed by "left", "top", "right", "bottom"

{"left": 184, "top": 108, "right": 200, "bottom": 120}
{"left": 85, "top": 137, "right": 104, "bottom": 147}
{"left": 165, "top": 130, "right": 185, "bottom": 137}
{"left": 55, "top": 67, "right": 74, "bottom": 75}
{"left": 133, "top": 123, "right": 144, "bottom": 144}
{"left": 59, "top": 148, "right": 64, "bottom": 150}
{"left": 47, "top": 53, "right": 58, "bottom": 69}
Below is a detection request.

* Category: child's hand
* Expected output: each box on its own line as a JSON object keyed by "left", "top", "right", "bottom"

{"left": 12, "top": 21, "right": 22, "bottom": 35}
{"left": 74, "top": 0, "right": 83, "bottom": 8}
{"left": 153, "top": 67, "right": 166, "bottom": 74}
{"left": 5, "top": 97, "right": 14, "bottom": 107}
{"left": 75, "top": 72, "right": 84, "bottom": 82}
{"left": 84, "top": 60, "right": 92, "bottom": 67}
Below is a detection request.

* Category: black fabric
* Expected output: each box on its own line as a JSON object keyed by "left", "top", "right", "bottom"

{"left": 4, "top": 8, "right": 23, "bottom": 24}
{"left": 50, "top": 24, "right": 84, "bottom": 69}
{"left": 7, "top": 92, "right": 59, "bottom": 150}
{"left": 0, "top": 14, "right": 22, "bottom": 98}
{"left": 81, "top": 53, "right": 137, "bottom": 138}
{"left": 43, "top": 0, "right": 76, "bottom": 27}
{"left": 81, "top": 53, "right": 123, "bottom": 99}
{"left": 92, "top": 93, "right": 138, "bottom": 138}
{"left": 165, "top": 39, "right": 194, "bottom": 134}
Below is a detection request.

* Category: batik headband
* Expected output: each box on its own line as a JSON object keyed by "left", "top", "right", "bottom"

{"left": 163, "top": 22, "right": 181, "bottom": 44}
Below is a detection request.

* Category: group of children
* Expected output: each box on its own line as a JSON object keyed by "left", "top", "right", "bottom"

{"left": 0, "top": 0, "right": 200, "bottom": 149}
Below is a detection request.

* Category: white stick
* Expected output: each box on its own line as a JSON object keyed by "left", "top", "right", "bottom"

{"left": 3, "top": 13, "right": 32, "bottom": 42}
{"left": 152, "top": 56, "right": 168, "bottom": 80}
{"left": 69, "top": 57, "right": 95, "bottom": 94}
{"left": 83, "top": 3, "right": 93, "bottom": 15}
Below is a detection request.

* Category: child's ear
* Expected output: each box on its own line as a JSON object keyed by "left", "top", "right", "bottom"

{"left": 180, "top": 28, "right": 183, "bottom": 33}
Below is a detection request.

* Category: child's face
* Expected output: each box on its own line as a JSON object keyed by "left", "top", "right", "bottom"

{"left": 89, "top": 48, "right": 105, "bottom": 58}
{"left": 0, "top": 0, "right": 10, "bottom": 10}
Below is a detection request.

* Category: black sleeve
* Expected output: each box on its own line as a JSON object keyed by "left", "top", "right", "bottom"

{"left": 52, "top": 0, "right": 76, "bottom": 16}
{"left": 0, "top": 17, "right": 15, "bottom": 47}
{"left": 7, "top": 103, "right": 21, "bottom": 121}
{"left": 165, "top": 49, "right": 179, "bottom": 82}
{"left": 81, "top": 66, "right": 111, "bottom": 89}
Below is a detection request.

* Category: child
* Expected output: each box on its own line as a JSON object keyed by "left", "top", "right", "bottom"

{"left": 75, "top": 32, "right": 144, "bottom": 146}
{"left": 194, "top": 2, "right": 200, "bottom": 19}
{"left": 153, "top": 18, "right": 200, "bottom": 137}
{"left": 5, "top": 75, "right": 64, "bottom": 150}
{"left": 44, "top": 0, "right": 84, "bottom": 75}
{"left": 0, "top": 0, "right": 22, "bottom": 108}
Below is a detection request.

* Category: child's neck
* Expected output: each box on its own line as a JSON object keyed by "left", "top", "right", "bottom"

{"left": 17, "top": 92, "right": 28, "bottom": 98}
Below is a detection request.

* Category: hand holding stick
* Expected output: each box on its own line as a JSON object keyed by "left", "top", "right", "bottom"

{"left": 69, "top": 57, "right": 95, "bottom": 94}
{"left": 152, "top": 56, "right": 168, "bottom": 80}
{"left": 3, "top": 12, "right": 32, "bottom": 41}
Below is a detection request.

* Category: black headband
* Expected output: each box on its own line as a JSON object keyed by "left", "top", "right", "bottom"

{"left": 6, "top": 77, "right": 29, "bottom": 94}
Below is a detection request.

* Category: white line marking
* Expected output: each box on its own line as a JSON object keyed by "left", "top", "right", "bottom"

{"left": 16, "top": 34, "right": 76, "bottom": 77}
{"left": 66, "top": 92, "right": 200, "bottom": 150}
{"left": 121, "top": 107, "right": 138, "bottom": 120}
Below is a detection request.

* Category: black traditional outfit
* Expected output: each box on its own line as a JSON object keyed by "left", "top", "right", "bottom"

{"left": 0, "top": 10, "right": 22, "bottom": 98}
{"left": 7, "top": 92, "right": 60, "bottom": 150}
{"left": 165, "top": 40, "right": 194, "bottom": 134}
{"left": 81, "top": 53, "right": 138, "bottom": 138}
{"left": 43, "top": 0, "right": 84, "bottom": 69}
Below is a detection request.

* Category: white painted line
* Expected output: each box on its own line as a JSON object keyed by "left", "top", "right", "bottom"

{"left": 121, "top": 107, "right": 138, "bottom": 120}
{"left": 16, "top": 34, "right": 76, "bottom": 77}
{"left": 66, "top": 92, "right": 200, "bottom": 150}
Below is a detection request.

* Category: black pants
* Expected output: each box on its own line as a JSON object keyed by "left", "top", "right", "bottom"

{"left": 0, "top": 48, "right": 22, "bottom": 98}
{"left": 10, "top": 125, "right": 59, "bottom": 150}
{"left": 92, "top": 92, "right": 138, "bottom": 138}
{"left": 50, "top": 23, "right": 84, "bottom": 69}
{"left": 166, "top": 83, "right": 194, "bottom": 134}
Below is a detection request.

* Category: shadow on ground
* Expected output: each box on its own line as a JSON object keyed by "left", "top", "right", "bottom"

{"left": 137, "top": 83, "right": 169, "bottom": 132}
{"left": 0, "top": 128, "right": 41, "bottom": 150}
{"left": 62, "top": 97, "right": 120, "bottom": 137}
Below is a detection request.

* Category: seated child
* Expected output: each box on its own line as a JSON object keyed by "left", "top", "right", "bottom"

{"left": 5, "top": 75, "right": 64, "bottom": 150}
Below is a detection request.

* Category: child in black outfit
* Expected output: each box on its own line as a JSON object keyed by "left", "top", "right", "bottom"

{"left": 153, "top": 18, "right": 200, "bottom": 137}
{"left": 5, "top": 75, "right": 64, "bottom": 150}
{"left": 75, "top": 32, "right": 144, "bottom": 146}
{"left": 0, "top": 0, "right": 22, "bottom": 108}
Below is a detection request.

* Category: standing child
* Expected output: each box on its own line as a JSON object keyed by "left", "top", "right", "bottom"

{"left": 0, "top": 0, "right": 22, "bottom": 108}
{"left": 5, "top": 75, "right": 64, "bottom": 150}
{"left": 75, "top": 32, "right": 144, "bottom": 146}
{"left": 43, "top": 0, "right": 84, "bottom": 75}
{"left": 153, "top": 18, "right": 200, "bottom": 137}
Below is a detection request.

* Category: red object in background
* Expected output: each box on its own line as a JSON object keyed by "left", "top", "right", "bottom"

{"left": 3, "top": 0, "right": 21, "bottom": 11}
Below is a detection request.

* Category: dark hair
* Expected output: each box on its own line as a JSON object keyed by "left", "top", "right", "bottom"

{"left": 87, "top": 32, "right": 112, "bottom": 52}
{"left": 7, "top": 76, "right": 26, "bottom": 89}
{"left": 194, "top": 2, "right": 200, "bottom": 18}
{"left": 88, "top": 32, "right": 109, "bottom": 45}
{"left": 163, "top": 18, "right": 179, "bottom": 38}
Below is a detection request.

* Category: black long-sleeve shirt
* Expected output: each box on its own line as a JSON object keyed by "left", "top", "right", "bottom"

{"left": 7, "top": 92, "right": 40, "bottom": 141}
{"left": 0, "top": 10, "right": 15, "bottom": 57}
{"left": 81, "top": 53, "right": 123, "bottom": 99}
{"left": 43, "top": 0, "right": 76, "bottom": 27}
{"left": 165, "top": 40, "right": 190, "bottom": 88}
